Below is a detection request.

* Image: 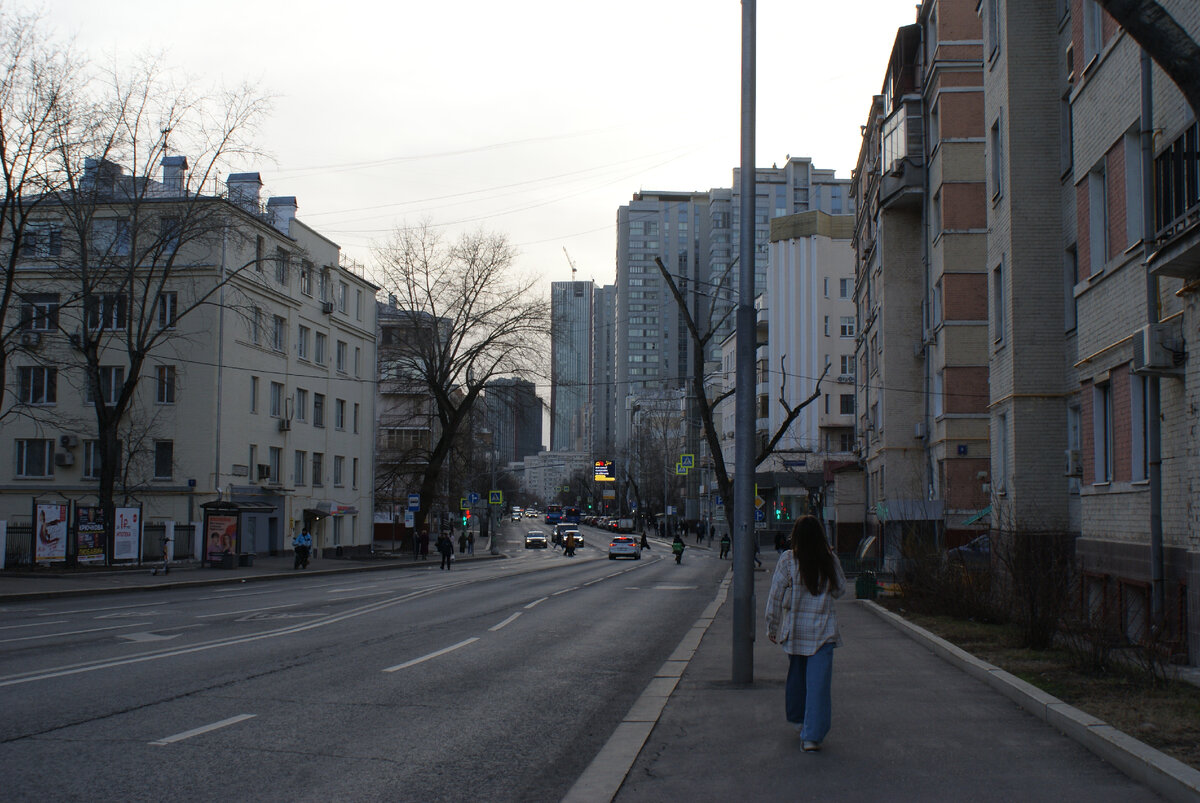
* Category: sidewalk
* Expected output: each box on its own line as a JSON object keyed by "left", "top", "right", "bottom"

{"left": 0, "top": 548, "right": 501, "bottom": 602}
{"left": 597, "top": 562, "right": 1200, "bottom": 803}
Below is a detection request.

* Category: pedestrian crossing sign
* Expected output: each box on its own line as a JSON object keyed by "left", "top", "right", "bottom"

{"left": 489, "top": 490, "right": 504, "bottom": 506}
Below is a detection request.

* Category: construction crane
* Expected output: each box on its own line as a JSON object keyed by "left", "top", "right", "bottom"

{"left": 562, "top": 247, "right": 577, "bottom": 281}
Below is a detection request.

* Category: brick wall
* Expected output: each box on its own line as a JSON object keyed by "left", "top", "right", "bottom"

{"left": 942, "top": 181, "right": 987, "bottom": 230}
{"left": 1105, "top": 141, "right": 1126, "bottom": 259}
{"left": 943, "top": 272, "right": 987, "bottom": 320}
{"left": 945, "top": 365, "right": 989, "bottom": 414}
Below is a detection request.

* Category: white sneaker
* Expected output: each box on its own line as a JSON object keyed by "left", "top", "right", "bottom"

{"left": 802, "top": 741, "right": 821, "bottom": 752}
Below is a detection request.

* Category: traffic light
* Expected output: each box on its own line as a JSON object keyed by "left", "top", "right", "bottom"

{"left": 462, "top": 509, "right": 471, "bottom": 526}
{"left": 774, "top": 504, "right": 786, "bottom": 521}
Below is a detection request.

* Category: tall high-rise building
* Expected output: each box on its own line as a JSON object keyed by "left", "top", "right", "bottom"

{"left": 484, "top": 377, "right": 542, "bottom": 465}
{"left": 592, "top": 285, "right": 618, "bottom": 460}
{"left": 550, "top": 281, "right": 594, "bottom": 453}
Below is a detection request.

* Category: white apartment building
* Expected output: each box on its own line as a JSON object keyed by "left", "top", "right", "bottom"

{"left": 2, "top": 160, "right": 377, "bottom": 560}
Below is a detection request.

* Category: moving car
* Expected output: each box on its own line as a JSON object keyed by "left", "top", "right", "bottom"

{"left": 524, "top": 531, "right": 548, "bottom": 549}
{"left": 558, "top": 526, "right": 582, "bottom": 547}
{"left": 608, "top": 535, "right": 641, "bottom": 560}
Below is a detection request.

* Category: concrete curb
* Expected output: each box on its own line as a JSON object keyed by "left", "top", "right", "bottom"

{"left": 562, "top": 571, "right": 732, "bottom": 803}
{"left": 0, "top": 554, "right": 506, "bottom": 602}
{"left": 861, "top": 600, "right": 1200, "bottom": 803}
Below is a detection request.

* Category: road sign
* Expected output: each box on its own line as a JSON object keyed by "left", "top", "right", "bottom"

{"left": 754, "top": 495, "right": 765, "bottom": 509}
{"left": 489, "top": 490, "right": 503, "bottom": 505}
{"left": 680, "top": 454, "right": 694, "bottom": 468}
{"left": 407, "top": 493, "right": 420, "bottom": 512}
{"left": 676, "top": 463, "right": 687, "bottom": 475}
{"left": 754, "top": 509, "right": 765, "bottom": 522}
{"left": 459, "top": 497, "right": 468, "bottom": 510}
{"left": 404, "top": 511, "right": 414, "bottom": 528}
{"left": 468, "top": 492, "right": 480, "bottom": 505}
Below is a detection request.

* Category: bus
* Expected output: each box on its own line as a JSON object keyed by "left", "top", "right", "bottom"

{"left": 545, "top": 504, "right": 563, "bottom": 525}
{"left": 563, "top": 506, "right": 581, "bottom": 524}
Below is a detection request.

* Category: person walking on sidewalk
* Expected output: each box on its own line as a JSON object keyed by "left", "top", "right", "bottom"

{"left": 292, "top": 528, "right": 312, "bottom": 569}
{"left": 719, "top": 531, "right": 731, "bottom": 559}
{"left": 436, "top": 532, "right": 454, "bottom": 569}
{"left": 764, "top": 515, "right": 846, "bottom": 753}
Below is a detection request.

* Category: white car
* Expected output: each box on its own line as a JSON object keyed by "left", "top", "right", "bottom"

{"left": 524, "top": 531, "right": 548, "bottom": 549}
{"left": 608, "top": 536, "right": 641, "bottom": 560}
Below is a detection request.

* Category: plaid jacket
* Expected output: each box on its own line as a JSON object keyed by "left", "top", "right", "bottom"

{"left": 764, "top": 550, "right": 846, "bottom": 656}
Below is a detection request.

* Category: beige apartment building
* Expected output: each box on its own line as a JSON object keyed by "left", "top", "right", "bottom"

{"left": 2, "top": 160, "right": 377, "bottom": 560}
{"left": 984, "top": 0, "right": 1198, "bottom": 663}
{"left": 847, "top": 0, "right": 990, "bottom": 562}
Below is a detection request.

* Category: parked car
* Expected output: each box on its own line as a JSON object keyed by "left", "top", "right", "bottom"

{"left": 947, "top": 534, "right": 990, "bottom": 570}
{"left": 524, "top": 531, "right": 548, "bottom": 549}
{"left": 608, "top": 535, "right": 642, "bottom": 560}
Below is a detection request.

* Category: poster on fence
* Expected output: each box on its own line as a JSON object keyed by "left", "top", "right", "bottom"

{"left": 75, "top": 506, "right": 106, "bottom": 564}
{"left": 34, "top": 502, "right": 68, "bottom": 562}
{"left": 113, "top": 507, "right": 141, "bottom": 561}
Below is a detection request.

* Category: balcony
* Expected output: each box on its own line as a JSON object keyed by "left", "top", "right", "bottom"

{"left": 878, "top": 98, "right": 924, "bottom": 211}
{"left": 1149, "top": 121, "right": 1200, "bottom": 280}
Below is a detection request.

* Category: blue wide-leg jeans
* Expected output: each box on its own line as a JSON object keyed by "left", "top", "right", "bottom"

{"left": 785, "top": 642, "right": 835, "bottom": 742}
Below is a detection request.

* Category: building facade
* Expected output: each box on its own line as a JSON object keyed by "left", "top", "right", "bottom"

{"left": 550, "top": 281, "right": 594, "bottom": 453}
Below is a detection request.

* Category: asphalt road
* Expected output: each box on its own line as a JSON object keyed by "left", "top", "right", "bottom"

{"left": 0, "top": 523, "right": 726, "bottom": 802}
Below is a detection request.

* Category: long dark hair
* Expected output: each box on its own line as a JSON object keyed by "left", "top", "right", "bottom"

{"left": 790, "top": 515, "right": 838, "bottom": 595}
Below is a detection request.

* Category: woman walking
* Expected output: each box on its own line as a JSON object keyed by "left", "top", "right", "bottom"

{"left": 764, "top": 515, "right": 846, "bottom": 752}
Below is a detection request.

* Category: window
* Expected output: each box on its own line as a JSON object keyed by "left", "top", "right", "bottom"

{"left": 839, "top": 394, "right": 854, "bottom": 415}
{"left": 354, "top": 347, "right": 361, "bottom": 376}
{"left": 352, "top": 457, "right": 359, "bottom": 488}
{"left": 300, "top": 261, "right": 313, "bottom": 296}
{"left": 92, "top": 218, "right": 130, "bottom": 255}
{"left": 18, "top": 366, "right": 56, "bottom": 405}
{"left": 1060, "top": 94, "right": 1074, "bottom": 174}
{"left": 21, "top": 294, "right": 59, "bottom": 331}
{"left": 255, "top": 236, "right": 264, "bottom": 272}
{"left": 992, "top": 260, "right": 1006, "bottom": 344}
{"left": 1088, "top": 160, "right": 1108, "bottom": 274}
{"left": 1123, "top": 129, "right": 1144, "bottom": 247}
{"left": 355, "top": 289, "right": 363, "bottom": 320}
{"left": 333, "top": 455, "right": 344, "bottom": 486}
{"left": 160, "top": 216, "right": 181, "bottom": 253}
{"left": 315, "top": 332, "right": 327, "bottom": 365}
{"left": 933, "top": 370, "right": 944, "bottom": 419}
{"left": 1131, "top": 372, "right": 1149, "bottom": 482}
{"left": 153, "top": 440, "right": 173, "bottom": 479}
{"left": 158, "top": 292, "right": 177, "bottom": 330}
{"left": 313, "top": 393, "right": 325, "bottom": 427}
{"left": 86, "top": 365, "right": 124, "bottom": 406}
{"left": 1082, "top": 0, "right": 1105, "bottom": 63}
{"left": 990, "top": 116, "right": 1004, "bottom": 200}
{"left": 338, "top": 282, "right": 348, "bottom": 312}
{"left": 270, "top": 382, "right": 284, "bottom": 417}
{"left": 353, "top": 402, "right": 359, "bottom": 434}
{"left": 295, "top": 388, "right": 308, "bottom": 421}
{"left": 823, "top": 277, "right": 829, "bottom": 298}
{"left": 268, "top": 446, "right": 282, "bottom": 484}
{"left": 319, "top": 268, "right": 330, "bottom": 301}
{"left": 86, "top": 293, "right": 127, "bottom": 331}
{"left": 82, "top": 440, "right": 104, "bottom": 479}
{"left": 824, "top": 316, "right": 830, "bottom": 337}
{"left": 272, "top": 315, "right": 286, "bottom": 352}
{"left": 275, "top": 247, "right": 289, "bottom": 284}
{"left": 15, "top": 439, "right": 54, "bottom": 477}
{"left": 1093, "top": 381, "right": 1114, "bottom": 483}
{"left": 21, "top": 222, "right": 62, "bottom": 259}
{"left": 312, "top": 452, "right": 324, "bottom": 486}
{"left": 156, "top": 365, "right": 176, "bottom": 404}
{"left": 840, "top": 355, "right": 853, "bottom": 375}
{"left": 332, "top": 516, "right": 343, "bottom": 546}
{"left": 839, "top": 278, "right": 851, "bottom": 299}
{"left": 297, "top": 325, "right": 310, "bottom": 360}
{"left": 839, "top": 316, "right": 855, "bottom": 337}
{"left": 251, "top": 306, "right": 262, "bottom": 345}
{"left": 250, "top": 376, "right": 259, "bottom": 414}
{"left": 294, "top": 450, "right": 306, "bottom": 485}
{"left": 336, "top": 341, "right": 347, "bottom": 372}
{"left": 1064, "top": 246, "right": 1078, "bottom": 331}
{"left": 987, "top": 0, "right": 1002, "bottom": 61}
{"left": 996, "top": 413, "right": 1009, "bottom": 493}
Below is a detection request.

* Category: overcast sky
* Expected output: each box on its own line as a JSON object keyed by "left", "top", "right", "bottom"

{"left": 41, "top": 0, "right": 917, "bottom": 289}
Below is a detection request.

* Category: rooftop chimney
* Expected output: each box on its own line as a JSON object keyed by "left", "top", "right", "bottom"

{"left": 81, "top": 158, "right": 123, "bottom": 195}
{"left": 266, "top": 195, "right": 298, "bottom": 234}
{"left": 226, "top": 172, "right": 262, "bottom": 212}
{"left": 161, "top": 155, "right": 188, "bottom": 194}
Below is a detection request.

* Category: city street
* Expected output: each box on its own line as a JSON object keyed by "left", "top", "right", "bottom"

{"left": 0, "top": 523, "right": 727, "bottom": 802}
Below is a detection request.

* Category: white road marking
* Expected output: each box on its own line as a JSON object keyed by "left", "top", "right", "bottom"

{"left": 0, "top": 620, "right": 68, "bottom": 631}
{"left": 38, "top": 601, "right": 161, "bottom": 617}
{"left": 524, "top": 597, "right": 548, "bottom": 609}
{"left": 196, "top": 603, "right": 298, "bottom": 619}
{"left": 652, "top": 585, "right": 698, "bottom": 590}
{"left": 0, "top": 623, "right": 151, "bottom": 644}
{"left": 119, "top": 632, "right": 182, "bottom": 643}
{"left": 382, "top": 638, "right": 479, "bottom": 672}
{"left": 149, "top": 714, "right": 257, "bottom": 746}
{"left": 489, "top": 613, "right": 521, "bottom": 632}
{"left": 551, "top": 587, "right": 578, "bottom": 596}
{"left": 327, "top": 584, "right": 377, "bottom": 593}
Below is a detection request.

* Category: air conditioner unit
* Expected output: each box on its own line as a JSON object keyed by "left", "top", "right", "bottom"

{"left": 278, "top": 418, "right": 291, "bottom": 432}
{"left": 19, "top": 331, "right": 41, "bottom": 347}
{"left": 59, "top": 435, "right": 79, "bottom": 449}
{"left": 53, "top": 452, "right": 74, "bottom": 467}
{"left": 321, "top": 301, "right": 335, "bottom": 314}
{"left": 836, "top": 374, "right": 854, "bottom": 384}
{"left": 257, "top": 464, "right": 272, "bottom": 480}
{"left": 1065, "top": 448, "right": 1083, "bottom": 477}
{"left": 914, "top": 421, "right": 926, "bottom": 439}
{"left": 1131, "top": 323, "right": 1185, "bottom": 375}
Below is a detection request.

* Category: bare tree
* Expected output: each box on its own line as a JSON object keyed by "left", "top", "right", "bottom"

{"left": 374, "top": 223, "right": 551, "bottom": 537}
{"left": 23, "top": 59, "right": 270, "bottom": 563}
{"left": 1095, "top": 0, "right": 1200, "bottom": 116}
{"left": 0, "top": 8, "right": 83, "bottom": 417}
{"left": 651, "top": 256, "right": 829, "bottom": 519}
